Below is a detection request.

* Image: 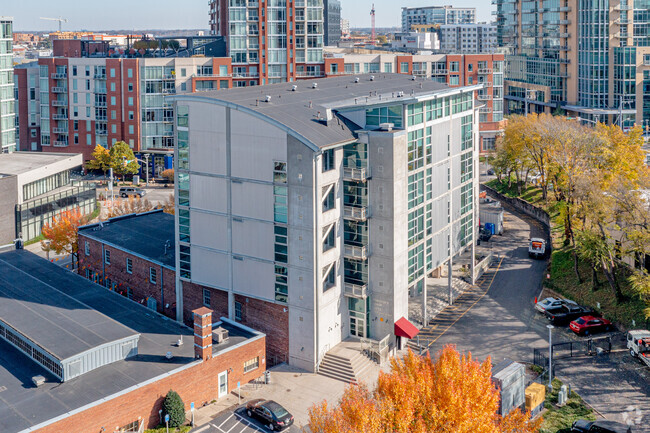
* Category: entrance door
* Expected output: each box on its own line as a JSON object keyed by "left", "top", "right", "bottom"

{"left": 350, "top": 316, "right": 366, "bottom": 338}
{"left": 218, "top": 371, "right": 228, "bottom": 398}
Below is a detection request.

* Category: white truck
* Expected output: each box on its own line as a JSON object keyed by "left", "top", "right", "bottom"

{"left": 479, "top": 198, "right": 504, "bottom": 235}
{"left": 627, "top": 330, "right": 650, "bottom": 367}
{"left": 528, "top": 238, "right": 547, "bottom": 259}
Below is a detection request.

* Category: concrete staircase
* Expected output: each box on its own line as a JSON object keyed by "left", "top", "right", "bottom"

{"left": 318, "top": 345, "right": 376, "bottom": 385}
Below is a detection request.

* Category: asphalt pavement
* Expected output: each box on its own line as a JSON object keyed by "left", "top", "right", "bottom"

{"left": 192, "top": 407, "right": 300, "bottom": 433}
{"left": 420, "top": 200, "right": 650, "bottom": 428}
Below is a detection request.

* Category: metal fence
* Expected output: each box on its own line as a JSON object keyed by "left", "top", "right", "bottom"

{"left": 533, "top": 336, "right": 613, "bottom": 366}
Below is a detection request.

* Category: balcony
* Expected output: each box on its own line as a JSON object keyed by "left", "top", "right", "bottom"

{"left": 52, "top": 113, "right": 68, "bottom": 120}
{"left": 51, "top": 72, "right": 67, "bottom": 79}
{"left": 344, "top": 282, "right": 369, "bottom": 299}
{"left": 343, "top": 245, "right": 369, "bottom": 260}
{"left": 413, "top": 70, "right": 427, "bottom": 77}
{"left": 52, "top": 87, "right": 67, "bottom": 93}
{"left": 94, "top": 73, "right": 106, "bottom": 80}
{"left": 478, "top": 68, "right": 492, "bottom": 75}
{"left": 479, "top": 107, "right": 493, "bottom": 114}
{"left": 53, "top": 140, "right": 68, "bottom": 147}
{"left": 344, "top": 205, "right": 370, "bottom": 221}
{"left": 96, "top": 130, "right": 108, "bottom": 136}
{"left": 296, "top": 71, "right": 326, "bottom": 78}
{"left": 477, "top": 94, "right": 493, "bottom": 101}
{"left": 233, "top": 72, "right": 260, "bottom": 78}
{"left": 95, "top": 88, "right": 107, "bottom": 94}
{"left": 344, "top": 244, "right": 369, "bottom": 260}
{"left": 52, "top": 99, "right": 68, "bottom": 107}
{"left": 431, "top": 69, "right": 448, "bottom": 75}
{"left": 343, "top": 166, "right": 371, "bottom": 182}
{"left": 52, "top": 127, "right": 68, "bottom": 134}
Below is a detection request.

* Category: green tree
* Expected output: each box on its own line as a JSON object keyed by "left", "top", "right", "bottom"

{"left": 162, "top": 390, "right": 186, "bottom": 428}
{"left": 109, "top": 141, "right": 139, "bottom": 181}
{"left": 86, "top": 145, "right": 111, "bottom": 175}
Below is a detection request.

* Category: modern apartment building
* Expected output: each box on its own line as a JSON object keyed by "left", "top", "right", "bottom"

{"left": 323, "top": 52, "right": 505, "bottom": 153}
{"left": 14, "top": 43, "right": 232, "bottom": 174}
{"left": 494, "top": 0, "right": 644, "bottom": 128}
{"left": 209, "top": 0, "right": 325, "bottom": 84}
{"left": 1, "top": 17, "right": 16, "bottom": 153}
{"left": 171, "top": 74, "right": 480, "bottom": 371}
{"left": 439, "top": 24, "right": 497, "bottom": 54}
{"left": 402, "top": 6, "right": 476, "bottom": 33}
{"left": 324, "top": 0, "right": 342, "bottom": 46}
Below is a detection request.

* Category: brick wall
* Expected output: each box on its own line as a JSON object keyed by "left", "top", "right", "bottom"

{"left": 78, "top": 235, "right": 177, "bottom": 320}
{"left": 35, "top": 335, "right": 266, "bottom": 433}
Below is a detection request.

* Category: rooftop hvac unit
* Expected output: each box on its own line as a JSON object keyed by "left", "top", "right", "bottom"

{"left": 379, "top": 123, "right": 394, "bottom": 131}
{"left": 213, "top": 327, "right": 229, "bottom": 344}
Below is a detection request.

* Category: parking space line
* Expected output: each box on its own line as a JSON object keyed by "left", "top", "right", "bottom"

{"left": 234, "top": 412, "right": 265, "bottom": 432}
{"left": 218, "top": 414, "right": 235, "bottom": 429}
{"left": 193, "top": 426, "right": 210, "bottom": 433}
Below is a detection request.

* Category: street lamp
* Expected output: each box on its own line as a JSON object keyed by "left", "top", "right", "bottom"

{"left": 547, "top": 324, "right": 554, "bottom": 389}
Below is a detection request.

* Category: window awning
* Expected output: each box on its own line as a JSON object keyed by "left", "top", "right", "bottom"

{"left": 394, "top": 317, "right": 419, "bottom": 339}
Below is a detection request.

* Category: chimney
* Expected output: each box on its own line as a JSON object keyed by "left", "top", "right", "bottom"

{"left": 193, "top": 307, "right": 213, "bottom": 361}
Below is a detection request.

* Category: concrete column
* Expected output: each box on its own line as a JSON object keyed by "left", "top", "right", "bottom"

{"left": 422, "top": 274, "right": 428, "bottom": 326}
{"left": 471, "top": 235, "right": 476, "bottom": 285}
{"left": 448, "top": 257, "right": 453, "bottom": 305}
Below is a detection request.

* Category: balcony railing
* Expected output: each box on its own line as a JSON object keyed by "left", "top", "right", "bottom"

{"left": 344, "top": 244, "right": 369, "bottom": 260}
{"left": 478, "top": 68, "right": 492, "bottom": 75}
{"left": 52, "top": 99, "right": 68, "bottom": 107}
{"left": 52, "top": 87, "right": 67, "bottom": 93}
{"left": 477, "top": 94, "right": 492, "bottom": 101}
{"left": 431, "top": 69, "right": 448, "bottom": 75}
{"left": 344, "top": 282, "right": 369, "bottom": 299}
{"left": 96, "top": 130, "right": 108, "bottom": 136}
{"left": 343, "top": 167, "right": 370, "bottom": 182}
{"left": 95, "top": 88, "right": 107, "bottom": 94}
{"left": 52, "top": 127, "right": 68, "bottom": 134}
{"left": 344, "top": 205, "right": 370, "bottom": 221}
{"left": 479, "top": 107, "right": 493, "bottom": 114}
{"left": 53, "top": 140, "right": 68, "bottom": 147}
{"left": 51, "top": 72, "right": 67, "bottom": 79}
{"left": 52, "top": 114, "right": 68, "bottom": 120}
{"left": 94, "top": 73, "right": 106, "bottom": 79}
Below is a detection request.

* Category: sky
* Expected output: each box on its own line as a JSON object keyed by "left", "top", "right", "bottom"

{"left": 6, "top": 0, "right": 494, "bottom": 32}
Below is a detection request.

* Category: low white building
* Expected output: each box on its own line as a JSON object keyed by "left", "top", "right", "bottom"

{"left": 171, "top": 74, "right": 480, "bottom": 372}
{"left": 391, "top": 32, "right": 440, "bottom": 51}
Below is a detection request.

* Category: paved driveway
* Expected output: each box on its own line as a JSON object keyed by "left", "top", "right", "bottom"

{"left": 420, "top": 201, "right": 650, "bottom": 427}
{"left": 192, "top": 407, "right": 300, "bottom": 433}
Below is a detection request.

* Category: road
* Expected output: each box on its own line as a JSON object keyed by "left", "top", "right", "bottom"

{"left": 420, "top": 201, "right": 650, "bottom": 428}
{"left": 192, "top": 408, "right": 300, "bottom": 433}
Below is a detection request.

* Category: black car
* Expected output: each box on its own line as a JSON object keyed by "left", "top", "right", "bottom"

{"left": 487, "top": 169, "right": 495, "bottom": 175}
{"left": 572, "top": 419, "right": 634, "bottom": 433}
{"left": 545, "top": 304, "right": 594, "bottom": 325}
{"left": 246, "top": 399, "right": 294, "bottom": 431}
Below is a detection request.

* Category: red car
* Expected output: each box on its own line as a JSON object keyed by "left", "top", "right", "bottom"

{"left": 569, "top": 316, "right": 612, "bottom": 336}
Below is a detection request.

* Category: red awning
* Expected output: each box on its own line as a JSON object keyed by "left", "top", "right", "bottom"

{"left": 394, "top": 317, "right": 419, "bottom": 339}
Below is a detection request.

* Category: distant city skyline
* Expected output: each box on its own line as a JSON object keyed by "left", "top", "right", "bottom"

{"left": 6, "top": 1, "right": 493, "bottom": 32}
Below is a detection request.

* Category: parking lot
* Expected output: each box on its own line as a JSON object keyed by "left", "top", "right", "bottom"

{"left": 192, "top": 408, "right": 300, "bottom": 433}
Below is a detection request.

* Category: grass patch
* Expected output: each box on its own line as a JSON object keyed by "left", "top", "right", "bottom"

{"left": 485, "top": 179, "right": 547, "bottom": 208}
{"left": 24, "top": 233, "right": 45, "bottom": 246}
{"left": 87, "top": 201, "right": 100, "bottom": 222}
{"left": 548, "top": 246, "right": 647, "bottom": 329}
{"left": 540, "top": 378, "right": 596, "bottom": 433}
{"left": 144, "top": 426, "right": 191, "bottom": 433}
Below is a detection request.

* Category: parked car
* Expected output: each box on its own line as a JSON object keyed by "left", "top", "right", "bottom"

{"left": 246, "top": 399, "right": 294, "bottom": 431}
{"left": 571, "top": 419, "right": 634, "bottom": 432}
{"left": 535, "top": 297, "right": 577, "bottom": 314}
{"left": 119, "top": 186, "right": 146, "bottom": 198}
{"left": 569, "top": 316, "right": 613, "bottom": 335}
{"left": 545, "top": 304, "right": 594, "bottom": 325}
{"left": 487, "top": 168, "right": 495, "bottom": 175}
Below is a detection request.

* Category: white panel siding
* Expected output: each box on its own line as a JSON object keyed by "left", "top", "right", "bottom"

{"left": 232, "top": 219, "right": 274, "bottom": 261}
{"left": 188, "top": 103, "right": 227, "bottom": 175}
{"left": 190, "top": 211, "right": 228, "bottom": 251}
{"left": 191, "top": 247, "right": 230, "bottom": 289}
{"left": 190, "top": 175, "right": 228, "bottom": 214}
{"left": 232, "top": 259, "right": 275, "bottom": 300}
{"left": 231, "top": 181, "right": 274, "bottom": 221}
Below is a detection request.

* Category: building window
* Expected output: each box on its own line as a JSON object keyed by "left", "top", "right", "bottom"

{"left": 202, "top": 288, "right": 211, "bottom": 307}
{"left": 322, "top": 149, "right": 335, "bottom": 172}
{"left": 149, "top": 267, "right": 157, "bottom": 284}
{"left": 84, "top": 241, "right": 89, "bottom": 256}
{"left": 400, "top": 62, "right": 409, "bottom": 73}
{"left": 126, "top": 257, "right": 133, "bottom": 274}
{"left": 128, "top": 97, "right": 134, "bottom": 106}
{"left": 275, "top": 264, "right": 288, "bottom": 303}
{"left": 274, "top": 186, "right": 288, "bottom": 224}
{"left": 235, "top": 301, "right": 242, "bottom": 321}
{"left": 127, "top": 68, "right": 133, "bottom": 78}
{"left": 322, "top": 184, "right": 336, "bottom": 212}
{"left": 323, "top": 223, "right": 336, "bottom": 252}
{"left": 273, "top": 161, "right": 287, "bottom": 183}
{"left": 128, "top": 83, "right": 133, "bottom": 92}
{"left": 104, "top": 249, "right": 111, "bottom": 265}
{"left": 323, "top": 262, "right": 336, "bottom": 291}
{"left": 243, "top": 357, "right": 259, "bottom": 373}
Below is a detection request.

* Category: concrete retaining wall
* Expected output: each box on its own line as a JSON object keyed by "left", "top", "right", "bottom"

{"left": 480, "top": 184, "right": 551, "bottom": 243}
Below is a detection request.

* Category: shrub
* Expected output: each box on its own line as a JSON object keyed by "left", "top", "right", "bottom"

{"left": 162, "top": 390, "right": 185, "bottom": 428}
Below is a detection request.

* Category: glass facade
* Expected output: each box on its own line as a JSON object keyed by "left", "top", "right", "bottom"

{"left": 1, "top": 18, "right": 16, "bottom": 152}
{"left": 140, "top": 65, "right": 175, "bottom": 150}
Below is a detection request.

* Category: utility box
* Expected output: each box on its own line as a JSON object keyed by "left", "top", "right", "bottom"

{"left": 492, "top": 359, "right": 526, "bottom": 416}
{"left": 479, "top": 199, "right": 504, "bottom": 235}
{"left": 525, "top": 382, "right": 546, "bottom": 418}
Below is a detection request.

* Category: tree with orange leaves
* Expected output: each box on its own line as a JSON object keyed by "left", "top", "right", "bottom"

{"left": 308, "top": 346, "right": 542, "bottom": 433}
{"left": 41, "top": 208, "right": 88, "bottom": 270}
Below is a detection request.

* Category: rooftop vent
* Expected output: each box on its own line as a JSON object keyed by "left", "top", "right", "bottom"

{"left": 397, "top": 91, "right": 404, "bottom": 98}
{"left": 264, "top": 95, "right": 272, "bottom": 103}
{"left": 370, "top": 75, "right": 375, "bottom": 81}
{"left": 312, "top": 82, "right": 318, "bottom": 89}
{"left": 412, "top": 75, "right": 417, "bottom": 81}
{"left": 292, "top": 85, "right": 298, "bottom": 91}
{"left": 354, "top": 77, "right": 360, "bottom": 83}
{"left": 32, "top": 375, "right": 46, "bottom": 387}
{"left": 379, "top": 123, "right": 394, "bottom": 132}
{"left": 165, "top": 351, "right": 173, "bottom": 360}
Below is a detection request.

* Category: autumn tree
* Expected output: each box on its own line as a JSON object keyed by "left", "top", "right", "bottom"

{"left": 41, "top": 208, "right": 88, "bottom": 270}
{"left": 162, "top": 194, "right": 175, "bottom": 215}
{"left": 86, "top": 144, "right": 111, "bottom": 175}
{"left": 109, "top": 141, "right": 140, "bottom": 181}
{"left": 308, "top": 347, "right": 542, "bottom": 433}
{"left": 161, "top": 168, "right": 175, "bottom": 184}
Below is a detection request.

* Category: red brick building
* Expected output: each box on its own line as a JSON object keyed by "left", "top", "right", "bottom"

{"left": 0, "top": 250, "right": 265, "bottom": 433}
{"left": 78, "top": 210, "right": 289, "bottom": 365}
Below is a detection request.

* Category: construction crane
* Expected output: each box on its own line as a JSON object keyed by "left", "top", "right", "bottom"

{"left": 40, "top": 17, "right": 68, "bottom": 33}
{"left": 370, "top": 4, "right": 376, "bottom": 45}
